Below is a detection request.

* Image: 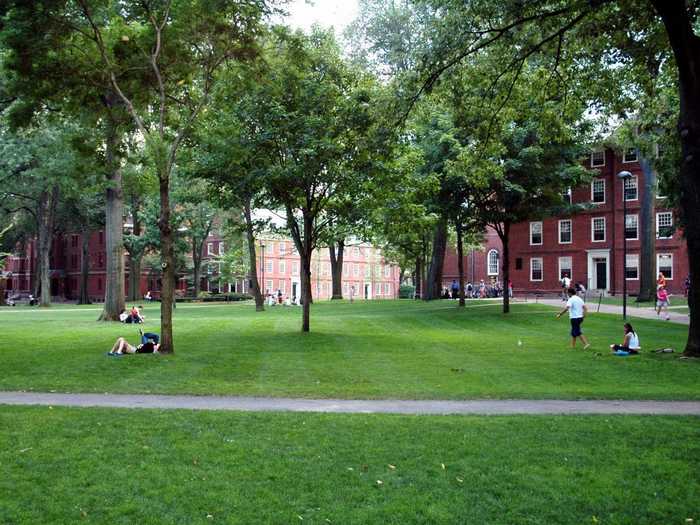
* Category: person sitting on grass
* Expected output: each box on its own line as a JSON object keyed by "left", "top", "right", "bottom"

{"left": 108, "top": 331, "right": 160, "bottom": 356}
{"left": 610, "top": 323, "right": 641, "bottom": 356}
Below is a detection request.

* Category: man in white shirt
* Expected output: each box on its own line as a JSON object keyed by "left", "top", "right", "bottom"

{"left": 561, "top": 275, "right": 571, "bottom": 300}
{"left": 556, "top": 288, "right": 590, "bottom": 349}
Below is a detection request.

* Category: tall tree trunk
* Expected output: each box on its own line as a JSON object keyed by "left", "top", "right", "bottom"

{"left": 127, "top": 195, "right": 143, "bottom": 302}
{"left": 158, "top": 172, "right": 176, "bottom": 353}
{"left": 329, "top": 240, "right": 345, "bottom": 300}
{"left": 32, "top": 250, "right": 41, "bottom": 298}
{"left": 79, "top": 226, "right": 91, "bottom": 304}
{"left": 414, "top": 256, "right": 421, "bottom": 299}
{"left": 425, "top": 215, "right": 448, "bottom": 300}
{"left": 653, "top": 1, "right": 700, "bottom": 356}
{"left": 243, "top": 199, "right": 264, "bottom": 311}
{"left": 37, "top": 186, "right": 59, "bottom": 307}
{"left": 456, "top": 220, "right": 465, "bottom": 307}
{"left": 192, "top": 238, "right": 202, "bottom": 298}
{"left": 499, "top": 223, "right": 511, "bottom": 314}
{"left": 636, "top": 155, "right": 657, "bottom": 302}
{"left": 99, "top": 116, "right": 125, "bottom": 321}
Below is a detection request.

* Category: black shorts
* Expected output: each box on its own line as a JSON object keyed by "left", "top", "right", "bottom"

{"left": 570, "top": 317, "right": 584, "bottom": 337}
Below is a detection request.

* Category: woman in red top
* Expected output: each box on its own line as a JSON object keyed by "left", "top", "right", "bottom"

{"left": 657, "top": 272, "right": 667, "bottom": 289}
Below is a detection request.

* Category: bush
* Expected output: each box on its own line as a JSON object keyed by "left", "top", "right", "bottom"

{"left": 399, "top": 285, "right": 415, "bottom": 299}
{"left": 200, "top": 293, "right": 253, "bottom": 302}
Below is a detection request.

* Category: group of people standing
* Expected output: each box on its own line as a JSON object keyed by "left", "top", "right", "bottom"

{"left": 442, "top": 279, "right": 512, "bottom": 299}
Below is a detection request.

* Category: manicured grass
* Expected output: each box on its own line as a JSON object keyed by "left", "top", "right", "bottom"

{"left": 593, "top": 295, "right": 688, "bottom": 308}
{"left": 0, "top": 300, "right": 697, "bottom": 399}
{"left": 0, "top": 406, "right": 698, "bottom": 524}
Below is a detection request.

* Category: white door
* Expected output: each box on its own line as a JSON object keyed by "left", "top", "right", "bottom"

{"left": 364, "top": 283, "right": 372, "bottom": 300}
{"left": 587, "top": 250, "right": 610, "bottom": 293}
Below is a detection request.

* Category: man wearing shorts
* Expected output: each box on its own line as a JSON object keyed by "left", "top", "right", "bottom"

{"left": 556, "top": 288, "right": 590, "bottom": 349}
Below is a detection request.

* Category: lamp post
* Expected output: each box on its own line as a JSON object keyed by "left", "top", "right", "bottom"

{"left": 618, "top": 170, "right": 633, "bottom": 320}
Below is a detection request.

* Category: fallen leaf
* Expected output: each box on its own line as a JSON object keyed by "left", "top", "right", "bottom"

{"left": 19, "top": 448, "right": 32, "bottom": 453}
{"left": 206, "top": 514, "right": 214, "bottom": 519}
{"left": 388, "top": 464, "right": 396, "bottom": 470}
{"left": 456, "top": 477, "right": 464, "bottom": 483}
{"left": 297, "top": 515, "right": 304, "bottom": 520}
{"left": 592, "top": 517, "right": 598, "bottom": 523}
{"left": 346, "top": 467, "right": 354, "bottom": 471}
{"left": 376, "top": 480, "right": 383, "bottom": 486}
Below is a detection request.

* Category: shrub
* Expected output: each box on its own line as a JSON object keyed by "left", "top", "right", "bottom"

{"left": 399, "top": 285, "right": 415, "bottom": 299}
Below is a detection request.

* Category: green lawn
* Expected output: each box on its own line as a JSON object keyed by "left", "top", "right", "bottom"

{"left": 0, "top": 406, "right": 697, "bottom": 525}
{"left": 591, "top": 295, "right": 688, "bottom": 308}
{"left": 0, "top": 300, "right": 697, "bottom": 400}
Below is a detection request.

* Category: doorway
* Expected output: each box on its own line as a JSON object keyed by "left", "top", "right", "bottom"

{"left": 587, "top": 249, "right": 610, "bottom": 293}
{"left": 364, "top": 283, "right": 371, "bottom": 300}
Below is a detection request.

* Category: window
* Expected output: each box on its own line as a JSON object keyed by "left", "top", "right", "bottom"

{"left": 558, "top": 256, "right": 572, "bottom": 280}
{"left": 657, "top": 254, "right": 673, "bottom": 280}
{"left": 219, "top": 242, "right": 224, "bottom": 255}
{"left": 98, "top": 253, "right": 104, "bottom": 268}
{"left": 279, "top": 261, "right": 286, "bottom": 275}
{"left": 624, "top": 176, "right": 638, "bottom": 201}
{"left": 592, "top": 217, "right": 606, "bottom": 242}
{"left": 279, "top": 242, "right": 286, "bottom": 256}
{"left": 71, "top": 234, "right": 78, "bottom": 248}
{"left": 529, "top": 221, "right": 543, "bottom": 245}
{"left": 562, "top": 187, "right": 572, "bottom": 204}
{"left": 353, "top": 264, "right": 359, "bottom": 277}
{"left": 590, "top": 150, "right": 605, "bottom": 167}
{"left": 279, "top": 281, "right": 286, "bottom": 295}
{"left": 97, "top": 277, "right": 102, "bottom": 291}
{"left": 292, "top": 261, "right": 299, "bottom": 275}
{"left": 625, "top": 254, "right": 639, "bottom": 280}
{"left": 656, "top": 212, "right": 674, "bottom": 239}
{"left": 384, "top": 265, "right": 390, "bottom": 278}
{"left": 558, "top": 220, "right": 572, "bottom": 244}
{"left": 99, "top": 231, "right": 104, "bottom": 244}
{"left": 265, "top": 279, "right": 273, "bottom": 292}
{"left": 71, "top": 254, "right": 78, "bottom": 269}
{"left": 265, "top": 260, "right": 273, "bottom": 273}
{"left": 623, "top": 148, "right": 638, "bottom": 163}
{"left": 265, "top": 243, "right": 273, "bottom": 255}
{"left": 364, "top": 265, "right": 371, "bottom": 277}
{"left": 384, "top": 283, "right": 390, "bottom": 296}
{"left": 530, "top": 258, "right": 543, "bottom": 281}
{"left": 207, "top": 243, "right": 214, "bottom": 255}
{"left": 343, "top": 282, "right": 349, "bottom": 295}
{"left": 625, "top": 214, "right": 638, "bottom": 240}
{"left": 487, "top": 250, "right": 499, "bottom": 276}
{"left": 515, "top": 258, "right": 523, "bottom": 271}
{"left": 343, "top": 263, "right": 349, "bottom": 276}
{"left": 591, "top": 178, "right": 605, "bottom": 203}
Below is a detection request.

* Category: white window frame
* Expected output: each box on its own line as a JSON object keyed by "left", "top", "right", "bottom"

{"left": 530, "top": 258, "right": 543, "bottom": 282}
{"left": 562, "top": 187, "right": 572, "bottom": 204}
{"left": 529, "top": 221, "right": 543, "bottom": 246}
{"left": 623, "top": 148, "right": 638, "bottom": 163}
{"left": 384, "top": 283, "right": 390, "bottom": 296}
{"left": 657, "top": 253, "right": 673, "bottom": 280}
{"left": 265, "top": 260, "right": 273, "bottom": 273}
{"left": 625, "top": 254, "right": 639, "bottom": 281}
{"left": 353, "top": 264, "right": 359, "bottom": 277}
{"left": 265, "top": 279, "right": 273, "bottom": 293}
{"left": 591, "top": 178, "right": 606, "bottom": 204}
{"left": 292, "top": 261, "right": 299, "bottom": 275}
{"left": 207, "top": 242, "right": 214, "bottom": 255}
{"left": 591, "top": 217, "right": 606, "bottom": 243}
{"left": 265, "top": 243, "right": 273, "bottom": 255}
{"left": 624, "top": 176, "right": 638, "bottom": 201}
{"left": 279, "top": 261, "right": 286, "bottom": 275}
{"left": 219, "top": 242, "right": 224, "bottom": 255}
{"left": 558, "top": 256, "right": 572, "bottom": 280}
{"left": 558, "top": 219, "right": 572, "bottom": 244}
{"left": 656, "top": 212, "right": 673, "bottom": 239}
{"left": 279, "top": 242, "right": 286, "bottom": 256}
{"left": 624, "top": 214, "right": 639, "bottom": 241}
{"left": 487, "top": 249, "right": 499, "bottom": 276}
{"left": 590, "top": 150, "right": 605, "bottom": 167}
{"left": 384, "top": 265, "right": 390, "bottom": 278}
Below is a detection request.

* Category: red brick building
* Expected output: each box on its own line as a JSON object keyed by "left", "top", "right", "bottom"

{"left": 441, "top": 147, "right": 689, "bottom": 296}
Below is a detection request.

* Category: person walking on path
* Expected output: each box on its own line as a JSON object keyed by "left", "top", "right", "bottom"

{"left": 656, "top": 285, "right": 671, "bottom": 321}
{"left": 561, "top": 275, "right": 571, "bottom": 301}
{"left": 450, "top": 279, "right": 459, "bottom": 299}
{"left": 556, "top": 288, "right": 591, "bottom": 349}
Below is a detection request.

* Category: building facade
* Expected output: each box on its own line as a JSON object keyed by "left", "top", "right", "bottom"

{"left": 439, "top": 147, "right": 689, "bottom": 296}
{"left": 256, "top": 238, "right": 401, "bottom": 301}
{"left": 4, "top": 230, "right": 401, "bottom": 302}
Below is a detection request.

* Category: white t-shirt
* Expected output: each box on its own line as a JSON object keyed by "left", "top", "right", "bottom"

{"left": 562, "top": 277, "right": 571, "bottom": 288}
{"left": 566, "top": 295, "right": 585, "bottom": 319}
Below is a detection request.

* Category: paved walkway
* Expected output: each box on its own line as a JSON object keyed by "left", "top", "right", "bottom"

{"left": 1, "top": 392, "right": 698, "bottom": 415}
{"left": 536, "top": 298, "right": 689, "bottom": 324}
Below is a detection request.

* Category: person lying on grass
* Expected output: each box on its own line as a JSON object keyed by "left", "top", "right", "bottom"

{"left": 108, "top": 331, "right": 160, "bottom": 356}
{"left": 610, "top": 323, "right": 641, "bottom": 356}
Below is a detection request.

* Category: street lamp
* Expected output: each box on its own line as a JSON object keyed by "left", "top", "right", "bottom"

{"left": 618, "top": 170, "right": 633, "bottom": 320}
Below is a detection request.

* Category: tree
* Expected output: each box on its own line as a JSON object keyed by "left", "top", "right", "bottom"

{"left": 221, "top": 29, "right": 382, "bottom": 331}
{"left": 41, "top": 0, "right": 274, "bottom": 352}
{"left": 400, "top": 0, "right": 700, "bottom": 353}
